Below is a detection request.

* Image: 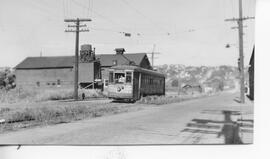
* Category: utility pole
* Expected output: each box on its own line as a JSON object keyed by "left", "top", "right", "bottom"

{"left": 225, "top": 0, "right": 254, "bottom": 103}
{"left": 64, "top": 18, "right": 91, "bottom": 100}
{"left": 147, "top": 44, "right": 161, "bottom": 68}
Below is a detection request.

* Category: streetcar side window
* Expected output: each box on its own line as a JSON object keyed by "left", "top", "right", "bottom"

{"left": 109, "top": 72, "right": 114, "bottom": 83}
{"left": 150, "top": 78, "right": 153, "bottom": 85}
{"left": 126, "top": 72, "right": 132, "bottom": 83}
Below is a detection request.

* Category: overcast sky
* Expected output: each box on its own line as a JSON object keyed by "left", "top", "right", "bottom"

{"left": 0, "top": 0, "right": 255, "bottom": 67}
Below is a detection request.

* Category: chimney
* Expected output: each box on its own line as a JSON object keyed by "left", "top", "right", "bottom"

{"left": 93, "top": 47, "right": 96, "bottom": 60}
{"left": 115, "top": 48, "right": 125, "bottom": 55}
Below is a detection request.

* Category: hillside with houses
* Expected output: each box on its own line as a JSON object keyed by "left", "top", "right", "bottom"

{"left": 156, "top": 64, "right": 249, "bottom": 93}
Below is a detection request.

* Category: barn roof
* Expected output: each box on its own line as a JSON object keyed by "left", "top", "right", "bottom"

{"left": 15, "top": 56, "right": 75, "bottom": 69}
{"left": 15, "top": 53, "right": 148, "bottom": 69}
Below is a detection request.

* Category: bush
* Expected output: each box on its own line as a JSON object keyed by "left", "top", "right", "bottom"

{"left": 137, "top": 94, "right": 209, "bottom": 105}
{"left": 171, "top": 79, "right": 179, "bottom": 87}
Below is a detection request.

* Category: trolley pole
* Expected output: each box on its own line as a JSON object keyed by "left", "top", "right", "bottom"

{"left": 64, "top": 18, "right": 91, "bottom": 100}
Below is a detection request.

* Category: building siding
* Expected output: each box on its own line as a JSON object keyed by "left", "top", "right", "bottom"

{"left": 248, "top": 47, "right": 254, "bottom": 100}
{"left": 15, "top": 68, "right": 74, "bottom": 89}
{"left": 79, "top": 63, "right": 94, "bottom": 83}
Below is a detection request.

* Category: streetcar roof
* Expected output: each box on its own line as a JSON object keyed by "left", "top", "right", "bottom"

{"left": 109, "top": 65, "right": 165, "bottom": 77}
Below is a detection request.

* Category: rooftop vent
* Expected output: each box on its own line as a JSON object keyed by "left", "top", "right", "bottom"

{"left": 115, "top": 48, "right": 125, "bottom": 55}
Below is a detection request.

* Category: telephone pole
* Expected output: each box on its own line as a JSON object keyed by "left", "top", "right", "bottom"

{"left": 147, "top": 44, "right": 161, "bottom": 68}
{"left": 64, "top": 18, "right": 91, "bottom": 100}
{"left": 225, "top": 0, "right": 254, "bottom": 103}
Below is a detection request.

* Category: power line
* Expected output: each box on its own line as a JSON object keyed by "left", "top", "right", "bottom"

{"left": 230, "top": 0, "right": 235, "bottom": 17}
{"left": 91, "top": 0, "right": 94, "bottom": 17}
{"left": 87, "top": 0, "right": 91, "bottom": 17}
{"left": 119, "top": 0, "right": 170, "bottom": 34}
{"left": 63, "top": 0, "right": 66, "bottom": 18}
{"left": 21, "top": 0, "right": 62, "bottom": 23}
{"left": 71, "top": 0, "right": 130, "bottom": 31}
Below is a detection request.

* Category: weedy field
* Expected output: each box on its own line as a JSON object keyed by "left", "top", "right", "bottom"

{"left": 0, "top": 100, "right": 144, "bottom": 133}
{"left": 0, "top": 88, "right": 104, "bottom": 104}
{"left": 0, "top": 88, "right": 215, "bottom": 133}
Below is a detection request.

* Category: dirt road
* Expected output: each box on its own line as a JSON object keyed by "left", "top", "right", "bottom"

{"left": 0, "top": 92, "right": 253, "bottom": 145}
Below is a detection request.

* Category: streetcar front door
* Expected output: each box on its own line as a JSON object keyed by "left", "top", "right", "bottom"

{"left": 133, "top": 72, "right": 141, "bottom": 100}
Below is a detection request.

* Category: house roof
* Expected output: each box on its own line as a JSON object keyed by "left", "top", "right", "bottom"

{"left": 96, "top": 53, "right": 147, "bottom": 67}
{"left": 110, "top": 65, "right": 165, "bottom": 77}
{"left": 15, "top": 53, "right": 148, "bottom": 69}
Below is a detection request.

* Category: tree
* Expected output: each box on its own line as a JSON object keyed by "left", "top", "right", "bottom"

{"left": 171, "top": 79, "right": 179, "bottom": 87}
{"left": 0, "top": 68, "right": 16, "bottom": 90}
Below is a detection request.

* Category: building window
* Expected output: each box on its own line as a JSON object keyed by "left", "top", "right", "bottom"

{"left": 113, "top": 60, "right": 117, "bottom": 65}
{"left": 36, "top": 81, "right": 40, "bottom": 87}
{"left": 47, "top": 82, "right": 50, "bottom": 86}
{"left": 52, "top": 83, "right": 55, "bottom": 86}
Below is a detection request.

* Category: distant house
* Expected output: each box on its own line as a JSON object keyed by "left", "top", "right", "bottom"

{"left": 248, "top": 47, "right": 254, "bottom": 100}
{"left": 182, "top": 84, "right": 203, "bottom": 95}
{"left": 15, "top": 45, "right": 152, "bottom": 89}
{"left": 203, "top": 86, "right": 213, "bottom": 93}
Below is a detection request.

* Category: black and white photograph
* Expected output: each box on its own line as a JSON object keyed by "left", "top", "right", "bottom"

{"left": 0, "top": 0, "right": 255, "bottom": 145}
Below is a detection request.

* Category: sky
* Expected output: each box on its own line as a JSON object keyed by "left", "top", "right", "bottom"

{"left": 0, "top": 0, "right": 256, "bottom": 67}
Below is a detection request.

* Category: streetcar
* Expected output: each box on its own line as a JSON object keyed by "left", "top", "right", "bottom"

{"left": 107, "top": 65, "right": 165, "bottom": 101}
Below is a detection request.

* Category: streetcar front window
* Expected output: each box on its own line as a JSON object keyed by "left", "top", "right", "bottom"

{"left": 109, "top": 72, "right": 114, "bottom": 83}
{"left": 115, "top": 73, "right": 125, "bottom": 83}
{"left": 126, "top": 72, "right": 132, "bottom": 83}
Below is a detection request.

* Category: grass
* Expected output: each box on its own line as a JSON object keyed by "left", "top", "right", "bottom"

{"left": 0, "top": 101, "right": 139, "bottom": 133}
{"left": 0, "top": 88, "right": 104, "bottom": 104}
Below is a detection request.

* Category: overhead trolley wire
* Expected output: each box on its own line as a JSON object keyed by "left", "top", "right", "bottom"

{"left": 71, "top": 0, "right": 129, "bottom": 30}
{"left": 119, "top": 0, "right": 171, "bottom": 34}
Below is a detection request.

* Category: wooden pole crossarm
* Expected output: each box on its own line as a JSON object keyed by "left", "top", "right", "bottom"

{"left": 64, "top": 18, "right": 92, "bottom": 22}
{"left": 68, "top": 24, "right": 87, "bottom": 27}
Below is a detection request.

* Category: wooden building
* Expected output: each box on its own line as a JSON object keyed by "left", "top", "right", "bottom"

{"left": 15, "top": 45, "right": 151, "bottom": 89}
{"left": 248, "top": 47, "right": 254, "bottom": 100}
{"left": 182, "top": 84, "right": 203, "bottom": 95}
